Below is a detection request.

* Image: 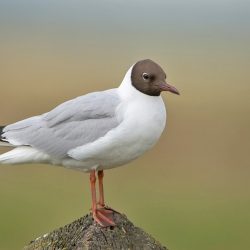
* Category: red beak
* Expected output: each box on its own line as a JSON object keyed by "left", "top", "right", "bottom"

{"left": 160, "top": 82, "right": 180, "bottom": 95}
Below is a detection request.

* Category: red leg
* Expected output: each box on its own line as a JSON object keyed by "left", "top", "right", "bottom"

{"left": 97, "top": 170, "right": 105, "bottom": 207}
{"left": 89, "top": 170, "right": 115, "bottom": 227}
{"left": 90, "top": 170, "right": 97, "bottom": 213}
{"left": 97, "top": 170, "right": 123, "bottom": 215}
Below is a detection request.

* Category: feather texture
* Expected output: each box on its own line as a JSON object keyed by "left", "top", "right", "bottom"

{"left": 2, "top": 90, "right": 122, "bottom": 158}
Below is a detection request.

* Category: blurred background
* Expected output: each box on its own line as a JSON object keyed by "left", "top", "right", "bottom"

{"left": 0, "top": 0, "right": 250, "bottom": 249}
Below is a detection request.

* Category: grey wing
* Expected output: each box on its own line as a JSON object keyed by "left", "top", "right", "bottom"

{"left": 2, "top": 89, "right": 122, "bottom": 158}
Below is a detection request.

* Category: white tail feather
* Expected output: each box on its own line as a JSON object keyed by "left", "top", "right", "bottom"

{"left": 0, "top": 147, "right": 51, "bottom": 165}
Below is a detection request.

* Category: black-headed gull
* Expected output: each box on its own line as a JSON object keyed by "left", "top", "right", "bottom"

{"left": 0, "top": 59, "right": 179, "bottom": 226}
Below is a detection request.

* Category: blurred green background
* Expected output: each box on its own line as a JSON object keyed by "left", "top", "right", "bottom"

{"left": 0, "top": 0, "right": 250, "bottom": 249}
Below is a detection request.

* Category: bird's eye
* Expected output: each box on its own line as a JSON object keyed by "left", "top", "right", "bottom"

{"left": 142, "top": 73, "right": 149, "bottom": 80}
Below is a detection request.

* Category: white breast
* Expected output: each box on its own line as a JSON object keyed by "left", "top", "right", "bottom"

{"left": 66, "top": 68, "right": 166, "bottom": 172}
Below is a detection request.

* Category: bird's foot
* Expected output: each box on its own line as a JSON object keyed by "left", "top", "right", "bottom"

{"left": 92, "top": 208, "right": 116, "bottom": 227}
{"left": 101, "top": 205, "right": 123, "bottom": 215}
{"left": 97, "top": 201, "right": 123, "bottom": 215}
{"left": 91, "top": 204, "right": 123, "bottom": 227}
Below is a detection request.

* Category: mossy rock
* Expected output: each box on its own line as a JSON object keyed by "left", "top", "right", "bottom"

{"left": 23, "top": 212, "right": 167, "bottom": 250}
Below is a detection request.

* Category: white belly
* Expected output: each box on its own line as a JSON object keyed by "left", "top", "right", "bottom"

{"left": 65, "top": 96, "right": 166, "bottom": 172}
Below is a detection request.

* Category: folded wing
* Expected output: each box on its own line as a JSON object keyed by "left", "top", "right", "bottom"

{"left": 2, "top": 89, "right": 122, "bottom": 158}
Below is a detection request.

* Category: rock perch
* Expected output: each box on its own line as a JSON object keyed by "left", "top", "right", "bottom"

{"left": 23, "top": 213, "right": 167, "bottom": 250}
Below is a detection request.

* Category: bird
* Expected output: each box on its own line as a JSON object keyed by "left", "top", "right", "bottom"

{"left": 0, "top": 59, "right": 179, "bottom": 227}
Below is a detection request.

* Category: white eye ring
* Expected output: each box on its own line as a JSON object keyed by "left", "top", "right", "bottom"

{"left": 142, "top": 73, "right": 149, "bottom": 80}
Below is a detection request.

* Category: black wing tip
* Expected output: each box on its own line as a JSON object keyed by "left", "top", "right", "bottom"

{"left": 0, "top": 126, "right": 6, "bottom": 142}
